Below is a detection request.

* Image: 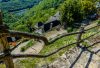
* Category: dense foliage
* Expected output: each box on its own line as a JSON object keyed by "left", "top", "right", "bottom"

{"left": 11, "top": 0, "right": 99, "bottom": 31}
{"left": 0, "top": 0, "right": 41, "bottom": 12}
{"left": 2, "top": 0, "right": 41, "bottom": 29}
{"left": 60, "top": 0, "right": 97, "bottom": 26}
{"left": 2, "top": 0, "right": 98, "bottom": 31}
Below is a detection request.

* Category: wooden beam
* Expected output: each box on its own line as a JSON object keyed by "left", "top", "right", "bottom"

{"left": 9, "top": 30, "right": 48, "bottom": 44}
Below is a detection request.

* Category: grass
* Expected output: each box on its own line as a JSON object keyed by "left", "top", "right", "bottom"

{"left": 21, "top": 40, "right": 36, "bottom": 52}
{"left": 40, "top": 35, "right": 76, "bottom": 54}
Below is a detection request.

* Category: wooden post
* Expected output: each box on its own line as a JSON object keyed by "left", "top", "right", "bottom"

{"left": 76, "top": 26, "right": 84, "bottom": 46}
{"left": 0, "top": 10, "right": 14, "bottom": 68}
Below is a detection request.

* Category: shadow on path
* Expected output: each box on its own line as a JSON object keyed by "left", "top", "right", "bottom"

{"left": 69, "top": 41, "right": 100, "bottom": 68}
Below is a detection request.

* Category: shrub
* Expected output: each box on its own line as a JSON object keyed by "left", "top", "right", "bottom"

{"left": 21, "top": 47, "right": 25, "bottom": 52}
{"left": 21, "top": 40, "right": 36, "bottom": 52}
{"left": 60, "top": 0, "right": 96, "bottom": 26}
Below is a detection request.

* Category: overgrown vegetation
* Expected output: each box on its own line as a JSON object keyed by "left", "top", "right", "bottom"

{"left": 2, "top": 0, "right": 41, "bottom": 28}
{"left": 10, "top": 0, "right": 64, "bottom": 31}
{"left": 0, "top": 0, "right": 41, "bottom": 12}
{"left": 2, "top": 0, "right": 99, "bottom": 32}
{"left": 10, "top": 0, "right": 99, "bottom": 32}
{"left": 60, "top": 0, "right": 97, "bottom": 26}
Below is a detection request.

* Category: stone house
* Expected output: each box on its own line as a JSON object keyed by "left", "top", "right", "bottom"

{"left": 34, "top": 11, "right": 61, "bottom": 34}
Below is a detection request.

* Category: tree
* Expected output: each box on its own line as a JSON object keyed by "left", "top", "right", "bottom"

{"left": 81, "top": 0, "right": 97, "bottom": 16}
{"left": 60, "top": 0, "right": 96, "bottom": 27}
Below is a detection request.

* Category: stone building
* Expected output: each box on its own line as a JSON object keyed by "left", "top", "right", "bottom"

{"left": 34, "top": 11, "right": 61, "bottom": 34}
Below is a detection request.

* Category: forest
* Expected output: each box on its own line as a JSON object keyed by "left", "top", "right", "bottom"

{"left": 1, "top": 0, "right": 99, "bottom": 30}
{"left": 0, "top": 0, "right": 41, "bottom": 12}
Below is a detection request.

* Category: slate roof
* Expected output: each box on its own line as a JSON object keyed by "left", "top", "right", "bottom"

{"left": 46, "top": 11, "right": 61, "bottom": 23}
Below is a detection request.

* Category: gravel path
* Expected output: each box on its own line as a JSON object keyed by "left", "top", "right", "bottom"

{"left": 12, "top": 29, "right": 67, "bottom": 55}
{"left": 48, "top": 43, "right": 100, "bottom": 68}
{"left": 11, "top": 40, "right": 44, "bottom": 55}
{"left": 24, "top": 41, "right": 44, "bottom": 54}
{"left": 45, "top": 23, "right": 100, "bottom": 68}
{"left": 45, "top": 29, "right": 67, "bottom": 40}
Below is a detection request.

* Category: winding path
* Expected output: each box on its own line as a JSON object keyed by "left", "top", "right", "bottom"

{"left": 11, "top": 29, "right": 67, "bottom": 55}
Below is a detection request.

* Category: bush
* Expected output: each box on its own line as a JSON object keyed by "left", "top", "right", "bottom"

{"left": 21, "top": 40, "right": 36, "bottom": 52}
{"left": 60, "top": 0, "right": 96, "bottom": 26}
{"left": 21, "top": 47, "right": 25, "bottom": 52}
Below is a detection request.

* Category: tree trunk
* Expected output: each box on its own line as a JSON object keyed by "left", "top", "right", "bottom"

{"left": 0, "top": 36, "right": 14, "bottom": 68}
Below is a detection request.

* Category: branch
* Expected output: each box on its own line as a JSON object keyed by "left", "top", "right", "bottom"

{"left": 9, "top": 30, "right": 48, "bottom": 45}
{"left": 8, "top": 24, "right": 100, "bottom": 45}
{"left": 49, "top": 31, "right": 85, "bottom": 44}
{"left": 49, "top": 25, "right": 100, "bottom": 44}
{"left": 84, "top": 24, "right": 100, "bottom": 31}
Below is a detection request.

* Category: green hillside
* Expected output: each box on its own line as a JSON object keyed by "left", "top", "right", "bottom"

{"left": 3, "top": 0, "right": 99, "bottom": 32}
{"left": 10, "top": 0, "right": 65, "bottom": 31}
{"left": 1, "top": 0, "right": 42, "bottom": 28}
{"left": 0, "top": 0, "right": 41, "bottom": 12}
{"left": 1, "top": 0, "right": 64, "bottom": 32}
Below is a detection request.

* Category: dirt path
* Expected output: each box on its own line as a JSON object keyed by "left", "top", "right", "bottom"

{"left": 45, "top": 29, "right": 67, "bottom": 40}
{"left": 12, "top": 29, "right": 67, "bottom": 55}
{"left": 47, "top": 23, "right": 100, "bottom": 68}
{"left": 11, "top": 41, "right": 30, "bottom": 54}
{"left": 24, "top": 41, "right": 44, "bottom": 54}
{"left": 12, "top": 29, "right": 67, "bottom": 63}
{"left": 11, "top": 29, "right": 67, "bottom": 63}
{"left": 12, "top": 40, "right": 45, "bottom": 63}
{"left": 11, "top": 40, "right": 44, "bottom": 55}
